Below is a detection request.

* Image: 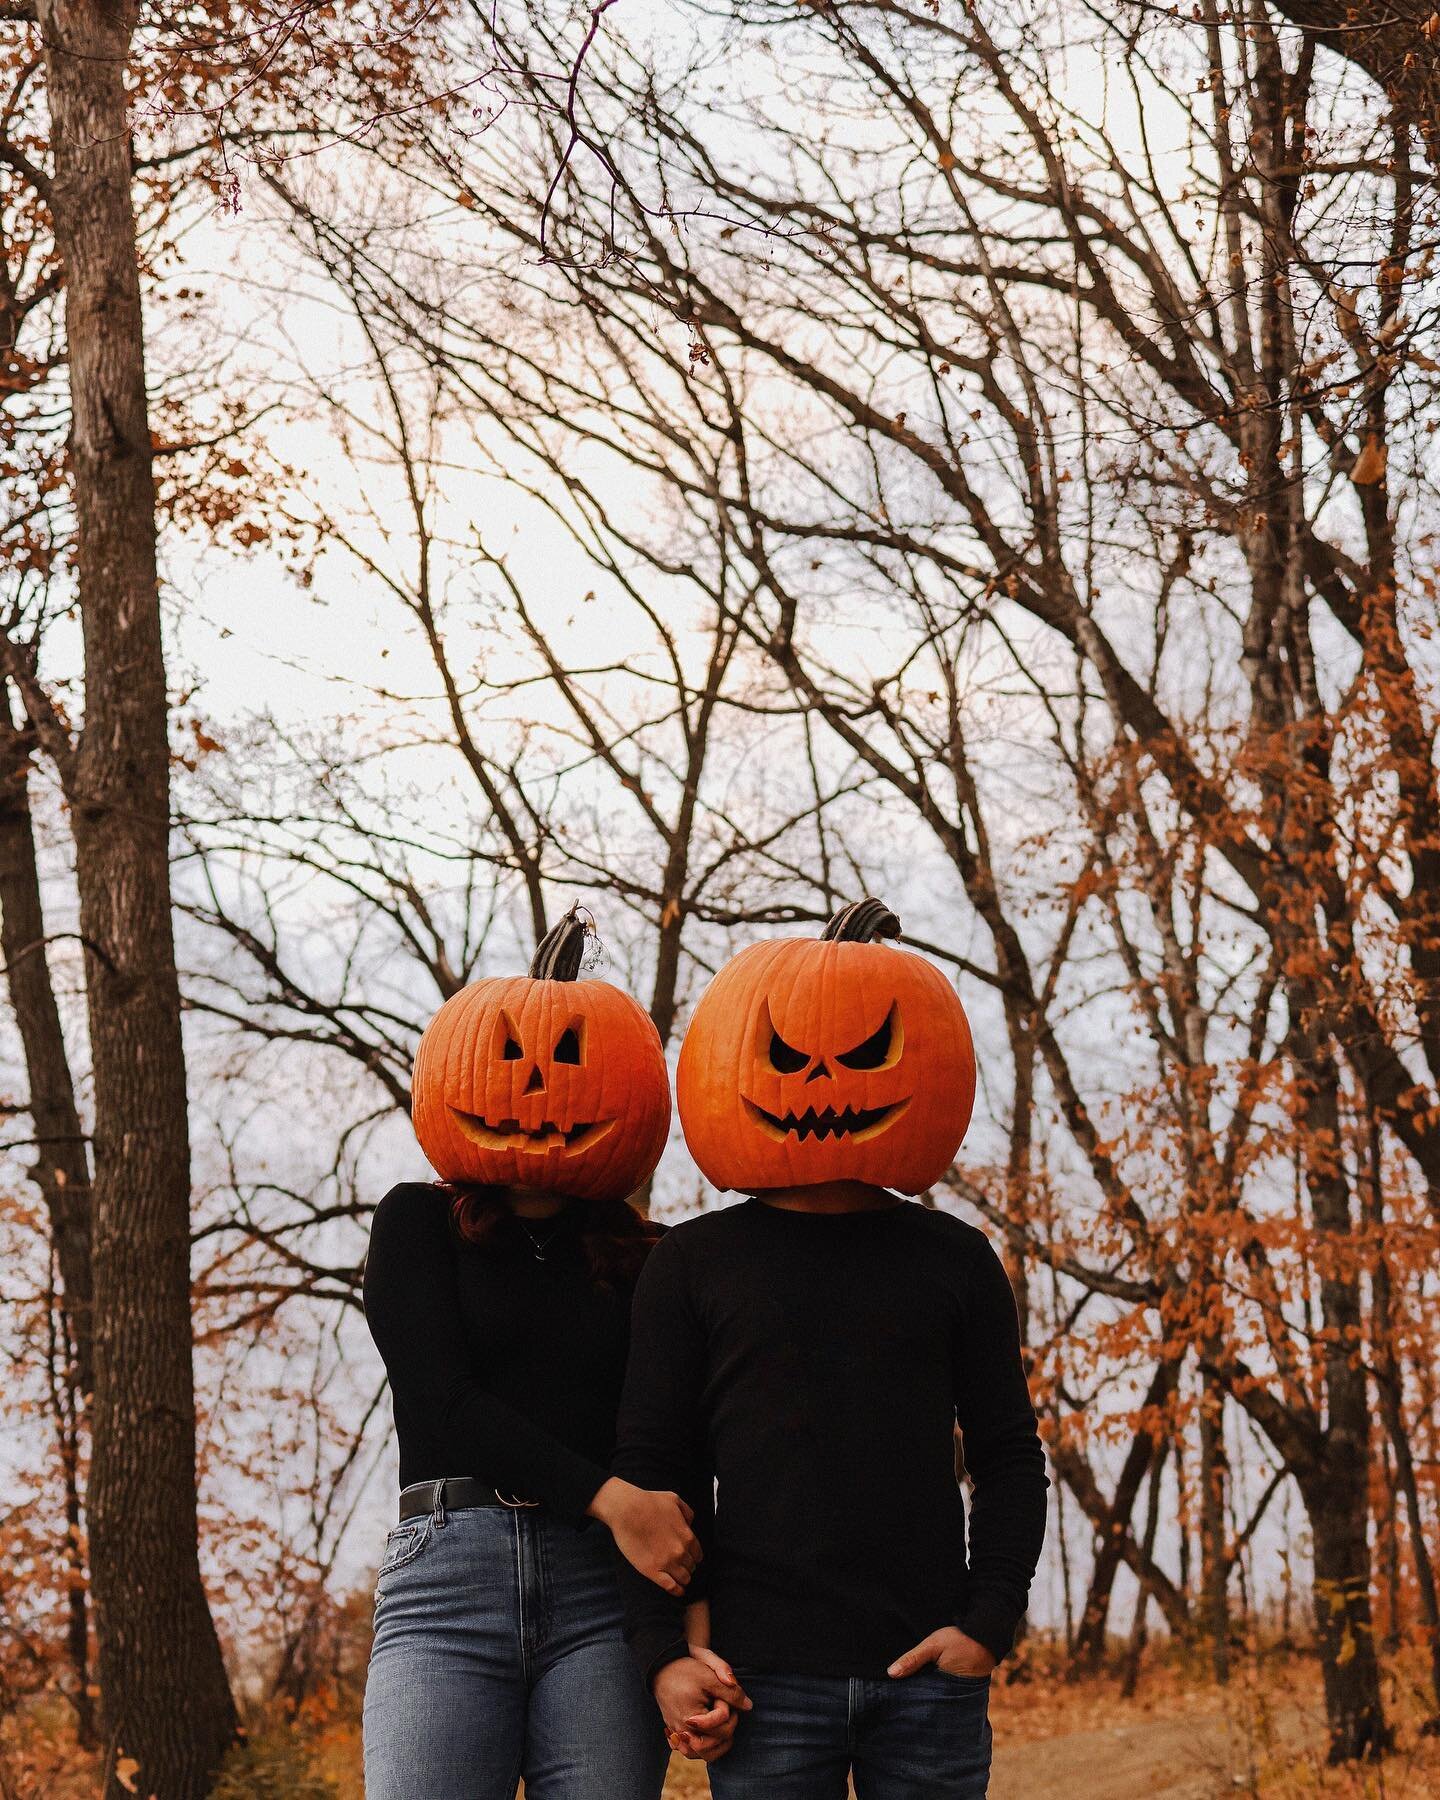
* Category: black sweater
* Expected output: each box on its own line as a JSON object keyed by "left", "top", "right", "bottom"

{"left": 363, "top": 1183, "right": 634, "bottom": 1519}
{"left": 613, "top": 1197, "right": 1048, "bottom": 1680}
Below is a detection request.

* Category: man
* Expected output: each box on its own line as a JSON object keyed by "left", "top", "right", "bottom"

{"left": 613, "top": 900, "right": 1048, "bottom": 1797}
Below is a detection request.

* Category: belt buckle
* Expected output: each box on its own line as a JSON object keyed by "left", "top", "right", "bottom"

{"left": 496, "top": 1491, "right": 539, "bottom": 1509}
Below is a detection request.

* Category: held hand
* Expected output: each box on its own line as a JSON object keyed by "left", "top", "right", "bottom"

{"left": 676, "top": 1644, "right": 752, "bottom": 1761}
{"left": 654, "top": 1653, "right": 750, "bottom": 1763}
{"left": 689, "top": 1644, "right": 746, "bottom": 1695}
{"left": 887, "top": 1627, "right": 997, "bottom": 1681}
{"left": 665, "top": 1720, "right": 736, "bottom": 1765}
{"left": 587, "top": 1478, "right": 702, "bottom": 1596}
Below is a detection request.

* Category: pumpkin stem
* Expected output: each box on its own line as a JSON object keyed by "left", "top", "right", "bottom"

{"left": 529, "top": 905, "right": 591, "bottom": 980}
{"left": 820, "top": 897, "right": 902, "bottom": 943}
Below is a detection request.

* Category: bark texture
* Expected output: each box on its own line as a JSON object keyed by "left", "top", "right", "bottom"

{"left": 0, "top": 690, "right": 95, "bottom": 1742}
{"left": 0, "top": 692, "right": 92, "bottom": 1389}
{"left": 1303, "top": 1468, "right": 1391, "bottom": 1762}
{"left": 1070, "top": 1361, "right": 1176, "bottom": 1669}
{"left": 32, "top": 1, "right": 237, "bottom": 1792}
{"left": 1197, "top": 1380, "right": 1231, "bottom": 1685}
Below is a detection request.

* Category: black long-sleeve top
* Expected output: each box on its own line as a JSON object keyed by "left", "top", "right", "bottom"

{"left": 613, "top": 1196, "right": 1048, "bottom": 1680}
{"left": 363, "top": 1182, "right": 636, "bottom": 1519}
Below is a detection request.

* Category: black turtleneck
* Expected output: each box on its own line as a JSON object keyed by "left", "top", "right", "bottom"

{"left": 363, "top": 1182, "right": 636, "bottom": 1519}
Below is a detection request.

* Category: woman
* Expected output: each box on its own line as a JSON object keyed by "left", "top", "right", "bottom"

{"left": 362, "top": 911, "right": 698, "bottom": 1800}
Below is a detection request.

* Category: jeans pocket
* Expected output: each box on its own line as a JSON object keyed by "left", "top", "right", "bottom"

{"left": 377, "top": 1518, "right": 433, "bottom": 1584}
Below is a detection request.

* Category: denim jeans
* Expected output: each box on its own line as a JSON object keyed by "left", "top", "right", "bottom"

{"left": 363, "top": 1495, "right": 669, "bottom": 1800}
{"left": 707, "top": 1667, "right": 993, "bottom": 1800}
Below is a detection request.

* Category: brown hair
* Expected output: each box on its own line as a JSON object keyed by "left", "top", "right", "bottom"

{"left": 446, "top": 1184, "right": 661, "bottom": 1291}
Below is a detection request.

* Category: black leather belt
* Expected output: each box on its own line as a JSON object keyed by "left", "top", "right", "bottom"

{"left": 397, "top": 1477, "right": 540, "bottom": 1522}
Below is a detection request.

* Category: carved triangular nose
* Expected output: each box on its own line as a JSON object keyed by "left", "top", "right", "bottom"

{"left": 805, "top": 1060, "right": 831, "bottom": 1082}
{"left": 524, "top": 1064, "right": 546, "bottom": 1094}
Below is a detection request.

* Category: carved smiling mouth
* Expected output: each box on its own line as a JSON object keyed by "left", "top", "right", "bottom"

{"left": 448, "top": 1109, "right": 617, "bottom": 1154}
{"left": 742, "top": 1096, "right": 910, "bottom": 1143}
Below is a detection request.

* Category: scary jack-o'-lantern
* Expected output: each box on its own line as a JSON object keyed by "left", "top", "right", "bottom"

{"left": 676, "top": 897, "right": 975, "bottom": 1195}
{"left": 411, "top": 908, "right": 670, "bottom": 1203}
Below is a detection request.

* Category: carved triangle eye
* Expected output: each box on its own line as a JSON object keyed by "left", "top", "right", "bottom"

{"left": 553, "top": 1024, "right": 583, "bottom": 1065}
{"left": 768, "top": 1027, "right": 809, "bottom": 1074}
{"left": 498, "top": 1011, "right": 523, "bottom": 1060}
{"left": 837, "top": 1004, "right": 899, "bottom": 1070}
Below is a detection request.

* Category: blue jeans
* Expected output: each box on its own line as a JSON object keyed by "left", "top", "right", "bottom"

{"left": 707, "top": 1667, "right": 993, "bottom": 1799}
{"left": 363, "top": 1495, "right": 668, "bottom": 1800}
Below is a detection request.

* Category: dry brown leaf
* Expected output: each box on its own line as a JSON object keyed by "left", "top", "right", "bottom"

{"left": 1351, "top": 437, "right": 1387, "bottom": 486}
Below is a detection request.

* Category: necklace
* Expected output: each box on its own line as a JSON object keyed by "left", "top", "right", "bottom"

{"left": 514, "top": 1215, "right": 565, "bottom": 1262}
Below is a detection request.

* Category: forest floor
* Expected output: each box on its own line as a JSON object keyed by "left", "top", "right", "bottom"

{"left": 658, "top": 1644, "right": 1440, "bottom": 1799}
{"left": 7, "top": 1639, "right": 1440, "bottom": 1796}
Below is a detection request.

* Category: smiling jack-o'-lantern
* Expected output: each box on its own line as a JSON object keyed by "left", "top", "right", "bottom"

{"left": 676, "top": 898, "right": 975, "bottom": 1195}
{"left": 411, "top": 908, "right": 670, "bottom": 1203}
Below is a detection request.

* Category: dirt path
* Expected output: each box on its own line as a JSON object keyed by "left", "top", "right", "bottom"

{"left": 662, "top": 1697, "right": 1311, "bottom": 1799}
{"left": 990, "top": 1705, "right": 1304, "bottom": 1799}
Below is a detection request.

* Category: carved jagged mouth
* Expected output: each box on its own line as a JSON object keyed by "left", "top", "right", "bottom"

{"left": 448, "top": 1110, "right": 616, "bottom": 1155}
{"left": 742, "top": 1096, "right": 910, "bottom": 1144}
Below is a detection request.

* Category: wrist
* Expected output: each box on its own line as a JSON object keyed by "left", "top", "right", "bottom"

{"left": 646, "top": 1640, "right": 691, "bottom": 1693}
{"left": 956, "top": 1594, "right": 1018, "bottom": 1668}
{"left": 586, "top": 1476, "right": 630, "bottom": 1526}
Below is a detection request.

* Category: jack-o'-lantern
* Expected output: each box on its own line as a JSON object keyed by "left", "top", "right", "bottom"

{"left": 676, "top": 898, "right": 974, "bottom": 1195}
{"left": 411, "top": 908, "right": 670, "bottom": 1202}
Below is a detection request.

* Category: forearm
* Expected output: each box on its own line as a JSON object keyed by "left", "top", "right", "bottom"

{"left": 610, "top": 1452, "right": 712, "bottom": 1675}
{"left": 954, "top": 1235, "right": 1050, "bottom": 1661}
{"left": 612, "top": 1232, "right": 713, "bottom": 1680}
{"left": 616, "top": 1550, "right": 690, "bottom": 1682}
{"left": 960, "top": 1440, "right": 1049, "bottom": 1660}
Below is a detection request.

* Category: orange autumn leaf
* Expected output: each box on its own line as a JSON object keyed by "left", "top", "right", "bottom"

{"left": 1351, "top": 436, "right": 1388, "bottom": 485}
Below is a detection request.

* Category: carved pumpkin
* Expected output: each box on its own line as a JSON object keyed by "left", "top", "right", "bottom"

{"left": 411, "top": 908, "right": 670, "bottom": 1203}
{"left": 676, "top": 898, "right": 975, "bottom": 1195}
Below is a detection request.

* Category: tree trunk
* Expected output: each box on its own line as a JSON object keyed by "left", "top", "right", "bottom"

{"left": 42, "top": 1254, "right": 99, "bottom": 1747}
{"left": 0, "top": 692, "right": 96, "bottom": 1743}
{"left": 1265, "top": 2, "right": 1440, "bottom": 169}
{"left": 1368, "top": 1117, "right": 1440, "bottom": 1722}
{"left": 32, "top": 3, "right": 237, "bottom": 1793}
{"left": 1198, "top": 1373, "right": 1231, "bottom": 1684}
{"left": 1374, "top": 1391, "right": 1440, "bottom": 1718}
{"left": 1050, "top": 1437, "right": 1191, "bottom": 1640}
{"left": 1376, "top": 1437, "right": 1401, "bottom": 1653}
{"left": 1303, "top": 1467, "right": 1390, "bottom": 1762}
{"left": 1298, "top": 1062, "right": 1387, "bottom": 1761}
{"left": 1121, "top": 1446, "right": 1166, "bottom": 1700}
{"left": 1071, "top": 1361, "right": 1175, "bottom": 1670}
{"left": 0, "top": 690, "right": 93, "bottom": 1389}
